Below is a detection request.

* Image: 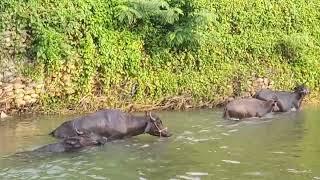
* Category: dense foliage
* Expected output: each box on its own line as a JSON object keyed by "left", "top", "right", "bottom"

{"left": 1, "top": 0, "right": 319, "bottom": 110}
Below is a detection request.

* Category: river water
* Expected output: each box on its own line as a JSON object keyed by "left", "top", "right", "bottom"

{"left": 0, "top": 108, "right": 319, "bottom": 180}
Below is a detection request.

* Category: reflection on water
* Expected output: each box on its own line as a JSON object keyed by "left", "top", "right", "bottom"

{"left": 0, "top": 109, "right": 320, "bottom": 179}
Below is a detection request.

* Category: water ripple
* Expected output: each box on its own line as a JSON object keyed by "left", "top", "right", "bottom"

{"left": 87, "top": 174, "right": 108, "bottom": 180}
{"left": 243, "top": 171, "right": 264, "bottom": 176}
{"left": 177, "top": 175, "right": 200, "bottom": 180}
{"left": 221, "top": 160, "right": 241, "bottom": 164}
{"left": 198, "top": 129, "right": 210, "bottom": 133}
{"left": 287, "top": 168, "right": 311, "bottom": 174}
{"left": 186, "top": 172, "right": 209, "bottom": 176}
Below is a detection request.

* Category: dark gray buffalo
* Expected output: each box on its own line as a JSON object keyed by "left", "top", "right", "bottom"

{"left": 50, "top": 109, "right": 171, "bottom": 141}
{"left": 34, "top": 132, "right": 107, "bottom": 153}
{"left": 253, "top": 85, "right": 309, "bottom": 112}
{"left": 223, "top": 98, "right": 279, "bottom": 120}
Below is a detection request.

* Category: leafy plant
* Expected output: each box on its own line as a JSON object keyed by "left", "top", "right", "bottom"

{"left": 0, "top": 0, "right": 319, "bottom": 112}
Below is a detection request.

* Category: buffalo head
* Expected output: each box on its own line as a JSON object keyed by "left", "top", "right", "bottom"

{"left": 62, "top": 132, "right": 107, "bottom": 151}
{"left": 270, "top": 95, "right": 280, "bottom": 112}
{"left": 294, "top": 84, "right": 310, "bottom": 96}
{"left": 144, "top": 112, "right": 171, "bottom": 137}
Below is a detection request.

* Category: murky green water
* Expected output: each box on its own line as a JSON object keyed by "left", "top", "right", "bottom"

{"left": 0, "top": 109, "right": 320, "bottom": 180}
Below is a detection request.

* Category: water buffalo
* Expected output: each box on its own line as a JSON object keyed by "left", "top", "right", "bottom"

{"left": 223, "top": 98, "right": 279, "bottom": 120}
{"left": 34, "top": 132, "right": 107, "bottom": 153}
{"left": 49, "top": 109, "right": 171, "bottom": 141}
{"left": 253, "top": 85, "right": 309, "bottom": 112}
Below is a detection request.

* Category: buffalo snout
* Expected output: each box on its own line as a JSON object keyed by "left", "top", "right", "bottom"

{"left": 159, "top": 128, "right": 172, "bottom": 137}
{"left": 302, "top": 88, "right": 310, "bottom": 95}
{"left": 147, "top": 123, "right": 172, "bottom": 137}
{"left": 272, "top": 102, "right": 280, "bottom": 112}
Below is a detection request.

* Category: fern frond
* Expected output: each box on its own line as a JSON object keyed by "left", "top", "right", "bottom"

{"left": 115, "top": 5, "right": 142, "bottom": 25}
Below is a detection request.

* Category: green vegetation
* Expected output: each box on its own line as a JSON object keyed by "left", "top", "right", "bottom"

{"left": 1, "top": 0, "right": 319, "bottom": 112}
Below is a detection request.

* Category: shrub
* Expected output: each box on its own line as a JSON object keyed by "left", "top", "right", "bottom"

{"left": 0, "top": 0, "right": 319, "bottom": 111}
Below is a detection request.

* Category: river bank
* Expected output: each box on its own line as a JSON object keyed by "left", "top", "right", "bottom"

{"left": 1, "top": 0, "right": 319, "bottom": 116}
{"left": 0, "top": 75, "right": 318, "bottom": 117}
